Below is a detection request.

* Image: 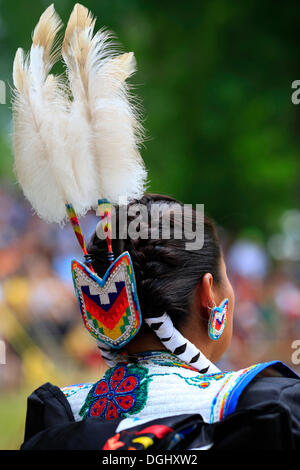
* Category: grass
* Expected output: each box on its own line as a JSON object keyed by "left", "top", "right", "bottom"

{"left": 0, "top": 389, "right": 28, "bottom": 450}
{"left": 0, "top": 363, "right": 107, "bottom": 450}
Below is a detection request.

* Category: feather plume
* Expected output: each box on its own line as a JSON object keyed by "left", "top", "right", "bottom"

{"left": 62, "top": 3, "right": 147, "bottom": 204}
{"left": 12, "top": 4, "right": 93, "bottom": 223}
{"left": 12, "top": 3, "right": 147, "bottom": 226}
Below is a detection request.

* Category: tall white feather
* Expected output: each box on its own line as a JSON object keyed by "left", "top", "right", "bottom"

{"left": 62, "top": 3, "right": 147, "bottom": 204}
{"left": 12, "top": 4, "right": 91, "bottom": 223}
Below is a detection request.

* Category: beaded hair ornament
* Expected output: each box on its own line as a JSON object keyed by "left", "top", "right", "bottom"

{"left": 12, "top": 3, "right": 220, "bottom": 373}
{"left": 12, "top": 4, "right": 145, "bottom": 350}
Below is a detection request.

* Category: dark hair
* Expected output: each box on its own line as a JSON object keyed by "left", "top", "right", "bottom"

{"left": 87, "top": 193, "right": 222, "bottom": 329}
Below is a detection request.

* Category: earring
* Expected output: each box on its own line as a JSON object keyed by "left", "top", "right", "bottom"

{"left": 207, "top": 298, "right": 229, "bottom": 341}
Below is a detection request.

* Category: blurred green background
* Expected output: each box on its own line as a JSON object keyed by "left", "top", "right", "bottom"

{"left": 1, "top": 0, "right": 300, "bottom": 449}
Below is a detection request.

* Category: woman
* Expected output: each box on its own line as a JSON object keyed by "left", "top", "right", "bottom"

{"left": 21, "top": 194, "right": 300, "bottom": 450}
{"left": 12, "top": 4, "right": 300, "bottom": 450}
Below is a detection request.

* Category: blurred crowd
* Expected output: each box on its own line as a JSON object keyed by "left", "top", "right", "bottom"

{"left": 0, "top": 184, "right": 104, "bottom": 391}
{"left": 0, "top": 184, "right": 300, "bottom": 391}
{"left": 222, "top": 239, "right": 300, "bottom": 372}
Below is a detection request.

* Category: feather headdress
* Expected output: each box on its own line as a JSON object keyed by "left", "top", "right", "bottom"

{"left": 11, "top": 5, "right": 223, "bottom": 373}
{"left": 12, "top": 3, "right": 147, "bottom": 225}
{"left": 11, "top": 3, "right": 147, "bottom": 348}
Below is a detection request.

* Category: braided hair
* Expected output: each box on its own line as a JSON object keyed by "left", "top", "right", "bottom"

{"left": 87, "top": 193, "right": 222, "bottom": 330}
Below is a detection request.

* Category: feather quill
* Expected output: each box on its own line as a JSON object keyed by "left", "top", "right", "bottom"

{"left": 62, "top": 3, "right": 147, "bottom": 204}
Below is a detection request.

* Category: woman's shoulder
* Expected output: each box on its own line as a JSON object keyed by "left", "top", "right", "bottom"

{"left": 237, "top": 372, "right": 300, "bottom": 410}
{"left": 234, "top": 361, "right": 300, "bottom": 446}
{"left": 206, "top": 360, "right": 298, "bottom": 422}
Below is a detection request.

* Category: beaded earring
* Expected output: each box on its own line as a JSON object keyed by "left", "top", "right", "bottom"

{"left": 207, "top": 298, "right": 229, "bottom": 341}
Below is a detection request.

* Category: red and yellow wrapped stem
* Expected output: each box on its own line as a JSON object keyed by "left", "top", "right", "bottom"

{"left": 98, "top": 199, "right": 114, "bottom": 264}
{"left": 66, "top": 203, "right": 95, "bottom": 271}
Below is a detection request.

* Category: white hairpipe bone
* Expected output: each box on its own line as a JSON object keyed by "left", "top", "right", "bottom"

{"left": 145, "top": 312, "right": 220, "bottom": 374}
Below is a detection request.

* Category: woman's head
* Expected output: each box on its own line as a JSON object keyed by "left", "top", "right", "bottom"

{"left": 87, "top": 193, "right": 234, "bottom": 362}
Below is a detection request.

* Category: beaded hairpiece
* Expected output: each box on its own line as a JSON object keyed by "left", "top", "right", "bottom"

{"left": 12, "top": 5, "right": 146, "bottom": 350}
{"left": 72, "top": 252, "right": 142, "bottom": 349}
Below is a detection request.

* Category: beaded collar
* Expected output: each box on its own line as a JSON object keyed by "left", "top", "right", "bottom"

{"left": 62, "top": 351, "right": 296, "bottom": 425}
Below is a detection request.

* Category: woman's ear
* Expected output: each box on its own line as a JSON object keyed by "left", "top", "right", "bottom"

{"left": 199, "top": 273, "right": 214, "bottom": 313}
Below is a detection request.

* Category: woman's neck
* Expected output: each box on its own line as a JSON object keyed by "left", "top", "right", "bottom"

{"left": 124, "top": 331, "right": 167, "bottom": 355}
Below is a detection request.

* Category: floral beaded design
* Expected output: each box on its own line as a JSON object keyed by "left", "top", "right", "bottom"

{"left": 79, "top": 364, "right": 151, "bottom": 420}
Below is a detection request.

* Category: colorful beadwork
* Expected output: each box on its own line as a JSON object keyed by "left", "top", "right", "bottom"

{"left": 61, "top": 351, "right": 292, "bottom": 427}
{"left": 97, "top": 199, "right": 114, "bottom": 262}
{"left": 79, "top": 364, "right": 151, "bottom": 420}
{"left": 61, "top": 383, "right": 92, "bottom": 399}
{"left": 66, "top": 203, "right": 96, "bottom": 272}
{"left": 103, "top": 424, "right": 173, "bottom": 450}
{"left": 210, "top": 364, "right": 259, "bottom": 422}
{"left": 66, "top": 204, "right": 87, "bottom": 255}
{"left": 72, "top": 251, "right": 142, "bottom": 349}
{"left": 208, "top": 298, "right": 228, "bottom": 341}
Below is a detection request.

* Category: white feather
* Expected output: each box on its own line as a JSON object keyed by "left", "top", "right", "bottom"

{"left": 62, "top": 4, "right": 147, "bottom": 205}
{"left": 12, "top": 5, "right": 94, "bottom": 223}
{"left": 12, "top": 3, "right": 147, "bottom": 225}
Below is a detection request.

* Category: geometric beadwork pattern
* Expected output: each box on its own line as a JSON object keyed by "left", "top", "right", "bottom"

{"left": 72, "top": 252, "right": 142, "bottom": 349}
{"left": 208, "top": 298, "right": 228, "bottom": 341}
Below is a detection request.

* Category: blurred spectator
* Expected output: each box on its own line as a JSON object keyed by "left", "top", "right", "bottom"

{"left": 227, "top": 239, "right": 269, "bottom": 280}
